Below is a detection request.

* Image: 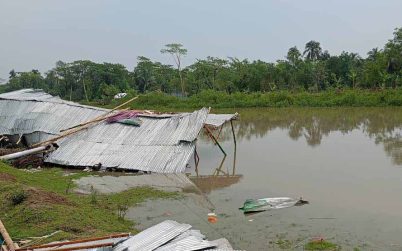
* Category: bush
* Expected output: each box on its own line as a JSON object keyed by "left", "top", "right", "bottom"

{"left": 103, "top": 88, "right": 402, "bottom": 110}
{"left": 9, "top": 190, "right": 27, "bottom": 205}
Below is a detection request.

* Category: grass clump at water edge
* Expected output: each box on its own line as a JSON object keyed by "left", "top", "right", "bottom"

{"left": 0, "top": 161, "right": 178, "bottom": 244}
{"left": 304, "top": 239, "right": 340, "bottom": 250}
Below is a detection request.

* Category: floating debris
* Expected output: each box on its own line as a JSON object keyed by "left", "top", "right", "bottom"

{"left": 239, "top": 197, "right": 309, "bottom": 213}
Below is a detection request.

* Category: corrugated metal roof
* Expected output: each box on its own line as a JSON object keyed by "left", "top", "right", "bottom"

{"left": 114, "top": 220, "right": 192, "bottom": 251}
{"left": 46, "top": 108, "right": 208, "bottom": 173}
{"left": 113, "top": 220, "right": 235, "bottom": 251}
{"left": 154, "top": 235, "right": 213, "bottom": 251}
{"left": 205, "top": 113, "right": 238, "bottom": 128}
{"left": 0, "top": 89, "right": 107, "bottom": 137}
{"left": 0, "top": 88, "right": 108, "bottom": 110}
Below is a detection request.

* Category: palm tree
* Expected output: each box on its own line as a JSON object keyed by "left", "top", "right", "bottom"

{"left": 286, "top": 46, "right": 301, "bottom": 66}
{"left": 303, "top": 41, "right": 322, "bottom": 61}
{"left": 367, "top": 48, "right": 379, "bottom": 61}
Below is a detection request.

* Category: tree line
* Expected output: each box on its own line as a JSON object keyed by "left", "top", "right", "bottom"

{"left": 2, "top": 27, "right": 402, "bottom": 103}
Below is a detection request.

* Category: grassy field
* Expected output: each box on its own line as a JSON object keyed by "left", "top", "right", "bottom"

{"left": 87, "top": 89, "right": 402, "bottom": 111}
{"left": 0, "top": 162, "right": 177, "bottom": 244}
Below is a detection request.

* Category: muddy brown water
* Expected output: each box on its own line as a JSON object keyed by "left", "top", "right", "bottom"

{"left": 127, "top": 108, "right": 402, "bottom": 250}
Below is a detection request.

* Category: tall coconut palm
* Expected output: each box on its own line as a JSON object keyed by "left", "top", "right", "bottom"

{"left": 303, "top": 40, "right": 322, "bottom": 61}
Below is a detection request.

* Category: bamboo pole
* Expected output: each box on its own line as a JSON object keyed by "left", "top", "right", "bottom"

{"left": 61, "top": 95, "right": 138, "bottom": 131}
{"left": 16, "top": 233, "right": 129, "bottom": 251}
{"left": 216, "top": 125, "right": 224, "bottom": 141}
{"left": 38, "top": 242, "right": 114, "bottom": 251}
{"left": 0, "top": 220, "right": 18, "bottom": 251}
{"left": 230, "top": 120, "right": 237, "bottom": 176}
{"left": 32, "top": 96, "right": 138, "bottom": 147}
{"left": 214, "top": 154, "right": 227, "bottom": 176}
{"left": 204, "top": 125, "right": 226, "bottom": 156}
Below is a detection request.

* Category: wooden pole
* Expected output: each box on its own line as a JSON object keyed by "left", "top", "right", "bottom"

{"left": 0, "top": 220, "right": 18, "bottom": 251}
{"left": 38, "top": 242, "right": 114, "bottom": 251}
{"left": 204, "top": 126, "right": 226, "bottom": 156}
{"left": 216, "top": 125, "right": 224, "bottom": 141}
{"left": 214, "top": 154, "right": 227, "bottom": 176}
{"left": 230, "top": 120, "right": 237, "bottom": 176}
{"left": 17, "top": 233, "right": 129, "bottom": 251}
{"left": 61, "top": 95, "right": 138, "bottom": 132}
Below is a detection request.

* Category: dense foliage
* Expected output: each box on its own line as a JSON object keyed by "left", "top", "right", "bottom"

{"left": 2, "top": 28, "right": 402, "bottom": 105}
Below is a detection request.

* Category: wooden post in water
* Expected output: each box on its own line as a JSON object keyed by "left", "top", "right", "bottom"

{"left": 230, "top": 120, "right": 237, "bottom": 176}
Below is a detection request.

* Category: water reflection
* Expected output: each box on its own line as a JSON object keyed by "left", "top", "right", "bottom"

{"left": 190, "top": 175, "right": 243, "bottom": 194}
{"left": 211, "top": 108, "right": 402, "bottom": 165}
{"left": 191, "top": 141, "right": 242, "bottom": 194}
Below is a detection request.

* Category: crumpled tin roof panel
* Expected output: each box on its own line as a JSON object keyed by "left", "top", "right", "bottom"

{"left": 46, "top": 142, "right": 195, "bottom": 173}
{"left": 0, "top": 89, "right": 107, "bottom": 136}
{"left": 154, "top": 235, "right": 213, "bottom": 251}
{"left": 0, "top": 88, "right": 62, "bottom": 102}
{"left": 114, "top": 220, "right": 192, "bottom": 251}
{"left": 114, "top": 220, "right": 234, "bottom": 251}
{"left": 205, "top": 113, "right": 238, "bottom": 128}
{"left": 0, "top": 88, "right": 108, "bottom": 110}
{"left": 46, "top": 108, "right": 208, "bottom": 173}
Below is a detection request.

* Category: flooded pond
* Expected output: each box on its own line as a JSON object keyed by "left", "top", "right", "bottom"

{"left": 128, "top": 108, "right": 402, "bottom": 250}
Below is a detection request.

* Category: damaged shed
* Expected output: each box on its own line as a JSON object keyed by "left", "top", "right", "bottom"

{"left": 0, "top": 89, "right": 237, "bottom": 174}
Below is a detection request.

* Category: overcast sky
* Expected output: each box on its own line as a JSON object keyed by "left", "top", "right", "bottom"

{"left": 1, "top": 0, "right": 402, "bottom": 79}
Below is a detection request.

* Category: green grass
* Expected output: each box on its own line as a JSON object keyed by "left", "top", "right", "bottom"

{"left": 275, "top": 239, "right": 292, "bottom": 249}
{"left": 304, "top": 240, "right": 340, "bottom": 250}
{"left": 84, "top": 89, "right": 402, "bottom": 111}
{"left": 0, "top": 162, "right": 177, "bottom": 243}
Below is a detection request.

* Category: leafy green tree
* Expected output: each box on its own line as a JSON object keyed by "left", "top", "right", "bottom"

{"left": 161, "top": 43, "right": 187, "bottom": 95}
{"left": 3, "top": 27, "right": 402, "bottom": 103}
{"left": 133, "top": 56, "right": 156, "bottom": 93}
{"left": 384, "top": 28, "right": 402, "bottom": 88}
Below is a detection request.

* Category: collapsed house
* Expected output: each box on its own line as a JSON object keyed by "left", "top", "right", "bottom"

{"left": 0, "top": 90, "right": 241, "bottom": 250}
{"left": 0, "top": 89, "right": 237, "bottom": 174}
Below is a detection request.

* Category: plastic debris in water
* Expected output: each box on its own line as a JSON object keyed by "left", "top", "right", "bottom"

{"left": 208, "top": 212, "right": 218, "bottom": 223}
{"left": 239, "top": 197, "right": 309, "bottom": 213}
